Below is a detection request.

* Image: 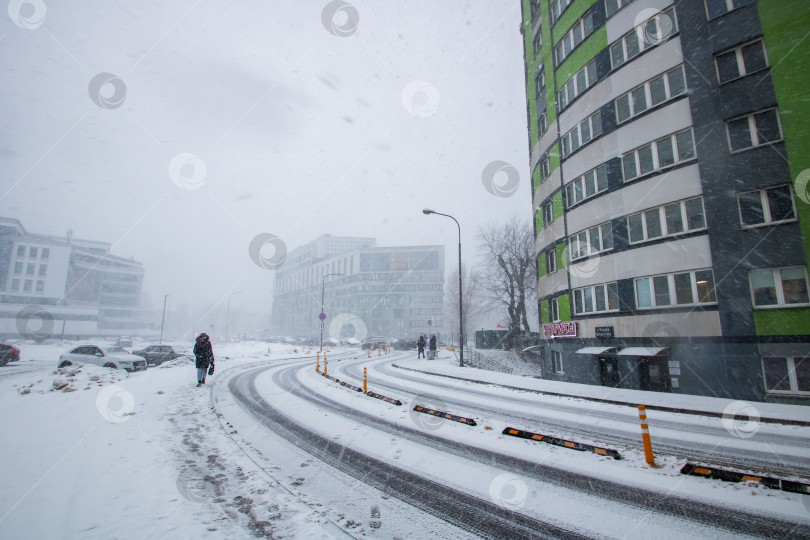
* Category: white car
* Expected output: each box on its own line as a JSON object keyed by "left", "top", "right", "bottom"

{"left": 58, "top": 345, "right": 147, "bottom": 372}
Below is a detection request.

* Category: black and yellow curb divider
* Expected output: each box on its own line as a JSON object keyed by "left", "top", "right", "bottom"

{"left": 317, "top": 364, "right": 403, "bottom": 405}
{"left": 413, "top": 405, "right": 477, "bottom": 426}
{"left": 681, "top": 463, "right": 810, "bottom": 495}
{"left": 503, "top": 427, "right": 622, "bottom": 460}
{"left": 366, "top": 391, "right": 402, "bottom": 406}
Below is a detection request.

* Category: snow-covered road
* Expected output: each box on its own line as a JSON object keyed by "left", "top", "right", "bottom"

{"left": 2, "top": 342, "right": 809, "bottom": 539}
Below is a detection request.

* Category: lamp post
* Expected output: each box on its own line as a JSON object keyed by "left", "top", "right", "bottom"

{"left": 159, "top": 294, "right": 169, "bottom": 345}
{"left": 423, "top": 209, "right": 464, "bottom": 367}
{"left": 225, "top": 291, "right": 242, "bottom": 343}
{"left": 320, "top": 273, "right": 343, "bottom": 352}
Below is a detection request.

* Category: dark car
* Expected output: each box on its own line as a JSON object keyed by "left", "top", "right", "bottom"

{"left": 360, "top": 337, "right": 390, "bottom": 350}
{"left": 132, "top": 344, "right": 191, "bottom": 366}
{"left": 393, "top": 339, "right": 417, "bottom": 350}
{"left": 0, "top": 343, "right": 21, "bottom": 366}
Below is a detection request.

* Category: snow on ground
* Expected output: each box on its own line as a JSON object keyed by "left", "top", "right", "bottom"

{"left": 1, "top": 341, "right": 808, "bottom": 539}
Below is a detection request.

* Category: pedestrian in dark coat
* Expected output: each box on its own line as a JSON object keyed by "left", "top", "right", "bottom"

{"left": 417, "top": 335, "right": 426, "bottom": 359}
{"left": 194, "top": 333, "right": 215, "bottom": 387}
{"left": 429, "top": 335, "right": 437, "bottom": 359}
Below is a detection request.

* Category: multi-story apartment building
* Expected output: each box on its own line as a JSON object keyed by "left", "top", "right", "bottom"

{"left": 272, "top": 235, "right": 445, "bottom": 341}
{"left": 521, "top": 0, "right": 809, "bottom": 403}
{"left": 0, "top": 217, "right": 149, "bottom": 338}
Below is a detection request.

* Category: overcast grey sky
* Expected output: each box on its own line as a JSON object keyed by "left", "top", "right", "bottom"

{"left": 1, "top": 0, "right": 531, "bottom": 324}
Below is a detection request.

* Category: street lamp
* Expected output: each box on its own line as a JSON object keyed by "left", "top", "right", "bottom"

{"left": 159, "top": 294, "right": 169, "bottom": 345}
{"left": 320, "top": 273, "right": 343, "bottom": 352}
{"left": 423, "top": 209, "right": 464, "bottom": 368}
{"left": 225, "top": 291, "right": 242, "bottom": 343}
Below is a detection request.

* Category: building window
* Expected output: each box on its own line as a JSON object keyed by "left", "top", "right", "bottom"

{"left": 38, "top": 264, "right": 47, "bottom": 276}
{"left": 535, "top": 66, "right": 545, "bottom": 98}
{"left": 554, "top": 11, "right": 595, "bottom": 67}
{"left": 561, "top": 110, "right": 603, "bottom": 158}
{"left": 542, "top": 201, "right": 554, "bottom": 226}
{"left": 705, "top": 0, "right": 754, "bottom": 20}
{"left": 565, "top": 164, "right": 608, "bottom": 208}
{"left": 738, "top": 185, "right": 796, "bottom": 228}
{"left": 628, "top": 197, "right": 706, "bottom": 244}
{"left": 11, "top": 279, "right": 20, "bottom": 291}
{"left": 26, "top": 263, "right": 35, "bottom": 275}
{"left": 552, "top": 350, "right": 564, "bottom": 373}
{"left": 23, "top": 280, "right": 33, "bottom": 292}
{"left": 611, "top": 7, "right": 677, "bottom": 69}
{"left": 616, "top": 65, "right": 686, "bottom": 124}
{"left": 558, "top": 59, "right": 598, "bottom": 111}
{"left": 715, "top": 39, "right": 768, "bottom": 85}
{"left": 550, "top": 297, "right": 561, "bottom": 322}
{"left": 14, "top": 262, "right": 23, "bottom": 274}
{"left": 605, "top": 0, "right": 635, "bottom": 18}
{"left": 538, "top": 111, "right": 548, "bottom": 137}
{"left": 29, "top": 247, "right": 38, "bottom": 258}
{"left": 35, "top": 281, "right": 44, "bottom": 293}
{"left": 533, "top": 30, "right": 543, "bottom": 56}
{"left": 537, "top": 157, "right": 551, "bottom": 184}
{"left": 635, "top": 269, "right": 716, "bottom": 308}
{"left": 574, "top": 282, "right": 619, "bottom": 315}
{"left": 749, "top": 266, "right": 810, "bottom": 308}
{"left": 550, "top": 0, "right": 573, "bottom": 24}
{"left": 622, "top": 128, "right": 695, "bottom": 181}
{"left": 762, "top": 356, "right": 810, "bottom": 394}
{"left": 726, "top": 108, "right": 783, "bottom": 153}
{"left": 546, "top": 250, "right": 557, "bottom": 274}
{"left": 17, "top": 245, "right": 25, "bottom": 257}
{"left": 569, "top": 222, "right": 614, "bottom": 261}
{"left": 41, "top": 248, "right": 49, "bottom": 259}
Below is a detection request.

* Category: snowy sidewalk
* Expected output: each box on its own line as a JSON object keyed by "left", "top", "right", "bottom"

{"left": 393, "top": 353, "right": 810, "bottom": 426}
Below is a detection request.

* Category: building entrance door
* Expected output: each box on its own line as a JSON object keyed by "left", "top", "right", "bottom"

{"left": 639, "top": 357, "right": 670, "bottom": 392}
{"left": 599, "top": 356, "right": 620, "bottom": 388}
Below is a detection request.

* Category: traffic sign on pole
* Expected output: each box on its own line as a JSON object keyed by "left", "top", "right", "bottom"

{"left": 319, "top": 312, "right": 326, "bottom": 321}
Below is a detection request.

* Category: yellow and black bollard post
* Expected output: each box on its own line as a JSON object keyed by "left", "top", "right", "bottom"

{"left": 363, "top": 367, "right": 367, "bottom": 394}
{"left": 638, "top": 405, "right": 656, "bottom": 466}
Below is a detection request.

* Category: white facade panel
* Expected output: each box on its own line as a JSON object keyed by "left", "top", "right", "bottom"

{"left": 559, "top": 37, "right": 685, "bottom": 135}
{"left": 566, "top": 163, "right": 703, "bottom": 233}
{"left": 574, "top": 310, "right": 722, "bottom": 339}
{"left": 563, "top": 98, "right": 694, "bottom": 181}
{"left": 535, "top": 218, "right": 565, "bottom": 255}
{"left": 605, "top": 0, "right": 675, "bottom": 43}
{"left": 568, "top": 235, "right": 713, "bottom": 288}
{"left": 533, "top": 168, "right": 561, "bottom": 210}
{"left": 538, "top": 266, "right": 569, "bottom": 298}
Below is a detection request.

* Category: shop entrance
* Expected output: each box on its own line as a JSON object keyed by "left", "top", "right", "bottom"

{"left": 599, "top": 356, "right": 620, "bottom": 388}
{"left": 639, "top": 357, "right": 670, "bottom": 392}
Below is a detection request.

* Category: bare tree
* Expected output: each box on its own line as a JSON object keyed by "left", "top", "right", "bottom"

{"left": 477, "top": 217, "right": 538, "bottom": 349}
{"left": 444, "top": 263, "right": 484, "bottom": 348}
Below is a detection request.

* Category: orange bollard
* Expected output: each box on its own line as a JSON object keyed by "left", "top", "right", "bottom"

{"left": 324, "top": 358, "right": 328, "bottom": 378}
{"left": 363, "top": 367, "right": 367, "bottom": 393}
{"left": 316, "top": 352, "right": 320, "bottom": 373}
{"left": 638, "top": 405, "right": 656, "bottom": 466}
{"left": 367, "top": 349, "right": 370, "bottom": 358}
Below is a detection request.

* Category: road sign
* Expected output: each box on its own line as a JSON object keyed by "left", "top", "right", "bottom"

{"left": 319, "top": 312, "right": 326, "bottom": 321}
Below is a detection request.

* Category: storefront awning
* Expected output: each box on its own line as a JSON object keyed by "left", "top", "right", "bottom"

{"left": 617, "top": 347, "right": 669, "bottom": 357}
{"left": 575, "top": 346, "right": 618, "bottom": 355}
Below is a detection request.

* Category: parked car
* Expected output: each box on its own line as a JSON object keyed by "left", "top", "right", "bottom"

{"left": 131, "top": 344, "right": 192, "bottom": 366}
{"left": 393, "top": 339, "right": 417, "bottom": 350}
{"left": 58, "top": 345, "right": 147, "bottom": 372}
{"left": 0, "top": 343, "right": 21, "bottom": 366}
{"left": 360, "top": 337, "right": 390, "bottom": 350}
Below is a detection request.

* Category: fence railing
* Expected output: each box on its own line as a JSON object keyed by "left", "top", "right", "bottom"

{"left": 462, "top": 349, "right": 513, "bottom": 374}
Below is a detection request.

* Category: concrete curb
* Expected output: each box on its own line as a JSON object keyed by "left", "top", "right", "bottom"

{"left": 392, "top": 363, "right": 810, "bottom": 427}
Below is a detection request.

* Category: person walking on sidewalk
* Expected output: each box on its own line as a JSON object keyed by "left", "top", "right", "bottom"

{"left": 417, "top": 335, "right": 426, "bottom": 359}
{"left": 194, "top": 333, "right": 215, "bottom": 387}
{"left": 429, "top": 335, "right": 437, "bottom": 360}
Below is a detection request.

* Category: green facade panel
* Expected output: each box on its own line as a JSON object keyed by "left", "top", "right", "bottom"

{"left": 540, "top": 299, "right": 549, "bottom": 324}
{"left": 552, "top": 0, "right": 600, "bottom": 45}
{"left": 754, "top": 308, "right": 810, "bottom": 335}
{"left": 559, "top": 293, "right": 571, "bottom": 321}
{"left": 556, "top": 26, "right": 608, "bottom": 87}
